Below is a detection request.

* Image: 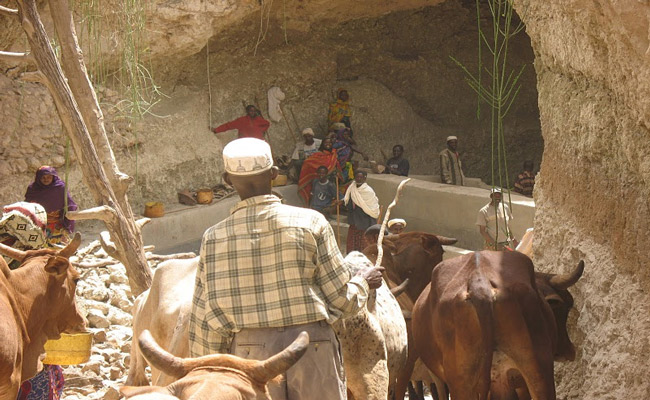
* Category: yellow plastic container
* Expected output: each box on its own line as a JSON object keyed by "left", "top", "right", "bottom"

{"left": 144, "top": 201, "right": 165, "bottom": 218}
{"left": 272, "top": 174, "right": 288, "bottom": 187}
{"left": 196, "top": 188, "right": 214, "bottom": 204}
{"left": 42, "top": 332, "right": 93, "bottom": 365}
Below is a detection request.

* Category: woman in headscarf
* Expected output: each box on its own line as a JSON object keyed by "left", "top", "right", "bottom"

{"left": 298, "top": 138, "right": 341, "bottom": 205}
{"left": 25, "top": 166, "right": 78, "bottom": 245}
{"left": 344, "top": 170, "right": 380, "bottom": 253}
{"left": 328, "top": 88, "right": 352, "bottom": 128}
{"left": 331, "top": 124, "right": 368, "bottom": 184}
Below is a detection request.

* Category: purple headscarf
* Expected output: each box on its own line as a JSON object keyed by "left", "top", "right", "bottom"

{"left": 24, "top": 166, "right": 78, "bottom": 232}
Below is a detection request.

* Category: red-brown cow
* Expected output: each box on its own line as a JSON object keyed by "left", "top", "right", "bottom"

{"left": 364, "top": 231, "right": 458, "bottom": 308}
{"left": 0, "top": 234, "right": 86, "bottom": 399}
{"left": 120, "top": 329, "right": 309, "bottom": 400}
{"left": 364, "top": 231, "right": 457, "bottom": 400}
{"left": 395, "top": 250, "right": 585, "bottom": 400}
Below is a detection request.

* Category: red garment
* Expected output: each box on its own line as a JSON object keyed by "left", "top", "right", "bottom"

{"left": 213, "top": 116, "right": 270, "bottom": 140}
{"left": 298, "top": 150, "right": 340, "bottom": 205}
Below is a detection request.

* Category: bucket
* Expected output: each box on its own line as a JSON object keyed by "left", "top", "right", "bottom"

{"left": 144, "top": 201, "right": 164, "bottom": 218}
{"left": 196, "top": 189, "right": 213, "bottom": 204}
{"left": 42, "top": 332, "right": 93, "bottom": 365}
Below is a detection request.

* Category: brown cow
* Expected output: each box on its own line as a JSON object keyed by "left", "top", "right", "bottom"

{"left": 120, "top": 329, "right": 309, "bottom": 400}
{"left": 364, "top": 231, "right": 457, "bottom": 400}
{"left": 364, "top": 231, "right": 458, "bottom": 308}
{"left": 0, "top": 234, "right": 86, "bottom": 399}
{"left": 395, "top": 250, "right": 585, "bottom": 400}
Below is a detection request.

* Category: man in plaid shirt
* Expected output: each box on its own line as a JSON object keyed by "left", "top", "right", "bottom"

{"left": 189, "top": 138, "right": 384, "bottom": 399}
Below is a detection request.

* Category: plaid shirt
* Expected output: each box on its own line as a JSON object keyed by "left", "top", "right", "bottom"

{"left": 189, "top": 195, "right": 370, "bottom": 356}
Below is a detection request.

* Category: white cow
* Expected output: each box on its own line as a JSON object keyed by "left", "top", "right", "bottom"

{"left": 126, "top": 255, "right": 408, "bottom": 399}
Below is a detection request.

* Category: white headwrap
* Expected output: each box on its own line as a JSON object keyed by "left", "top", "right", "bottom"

{"left": 446, "top": 136, "right": 458, "bottom": 142}
{"left": 223, "top": 138, "right": 273, "bottom": 176}
{"left": 344, "top": 183, "right": 380, "bottom": 219}
{"left": 387, "top": 218, "right": 406, "bottom": 228}
{"left": 267, "top": 86, "right": 285, "bottom": 122}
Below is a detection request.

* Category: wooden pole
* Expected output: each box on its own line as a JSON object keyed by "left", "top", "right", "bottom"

{"left": 336, "top": 174, "right": 341, "bottom": 248}
{"left": 278, "top": 104, "right": 298, "bottom": 144}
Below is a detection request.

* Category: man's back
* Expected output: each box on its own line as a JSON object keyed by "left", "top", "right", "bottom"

{"left": 190, "top": 194, "right": 369, "bottom": 356}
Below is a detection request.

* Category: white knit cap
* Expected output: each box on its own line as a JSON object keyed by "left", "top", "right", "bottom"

{"left": 302, "top": 128, "right": 314, "bottom": 136}
{"left": 446, "top": 136, "right": 458, "bottom": 142}
{"left": 387, "top": 218, "right": 407, "bottom": 228}
{"left": 222, "top": 138, "right": 273, "bottom": 176}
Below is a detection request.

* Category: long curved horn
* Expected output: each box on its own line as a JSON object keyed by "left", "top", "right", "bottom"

{"left": 0, "top": 242, "right": 27, "bottom": 262}
{"left": 250, "top": 331, "right": 309, "bottom": 383}
{"left": 435, "top": 235, "right": 458, "bottom": 246}
{"left": 549, "top": 260, "right": 585, "bottom": 290}
{"left": 139, "top": 329, "right": 190, "bottom": 379}
{"left": 58, "top": 232, "right": 82, "bottom": 258}
{"left": 390, "top": 278, "right": 410, "bottom": 297}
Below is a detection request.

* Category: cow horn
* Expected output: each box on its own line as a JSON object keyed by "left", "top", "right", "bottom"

{"left": 251, "top": 331, "right": 309, "bottom": 383}
{"left": 0, "top": 242, "right": 27, "bottom": 262}
{"left": 549, "top": 260, "right": 585, "bottom": 290}
{"left": 435, "top": 235, "right": 458, "bottom": 246}
{"left": 138, "top": 329, "right": 189, "bottom": 379}
{"left": 390, "top": 278, "right": 410, "bottom": 297}
{"left": 58, "top": 233, "right": 82, "bottom": 258}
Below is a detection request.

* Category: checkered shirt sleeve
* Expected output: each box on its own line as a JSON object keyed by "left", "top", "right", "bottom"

{"left": 189, "top": 195, "right": 369, "bottom": 357}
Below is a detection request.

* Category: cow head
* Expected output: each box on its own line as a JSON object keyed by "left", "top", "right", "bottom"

{"left": 0, "top": 233, "right": 86, "bottom": 337}
{"left": 0, "top": 233, "right": 86, "bottom": 381}
{"left": 42, "top": 233, "right": 86, "bottom": 338}
{"left": 364, "top": 232, "right": 457, "bottom": 303}
{"left": 120, "top": 329, "right": 310, "bottom": 400}
{"left": 535, "top": 260, "right": 585, "bottom": 362}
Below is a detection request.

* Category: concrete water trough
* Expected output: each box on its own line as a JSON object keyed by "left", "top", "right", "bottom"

{"left": 142, "top": 175, "right": 535, "bottom": 258}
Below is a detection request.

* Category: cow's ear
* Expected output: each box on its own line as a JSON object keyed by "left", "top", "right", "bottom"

{"left": 44, "top": 256, "right": 69, "bottom": 278}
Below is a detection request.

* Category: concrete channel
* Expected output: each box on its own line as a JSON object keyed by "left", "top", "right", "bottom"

{"left": 142, "top": 174, "right": 535, "bottom": 258}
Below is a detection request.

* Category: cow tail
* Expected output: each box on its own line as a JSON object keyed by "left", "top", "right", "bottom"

{"left": 466, "top": 266, "right": 494, "bottom": 399}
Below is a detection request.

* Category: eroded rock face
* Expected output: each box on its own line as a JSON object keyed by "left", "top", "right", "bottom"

{"left": 0, "top": 0, "right": 540, "bottom": 209}
{"left": 516, "top": 0, "right": 650, "bottom": 397}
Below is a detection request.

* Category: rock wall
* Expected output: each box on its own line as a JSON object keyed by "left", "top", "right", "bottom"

{"left": 0, "top": 0, "right": 541, "bottom": 210}
{"left": 516, "top": 0, "right": 650, "bottom": 398}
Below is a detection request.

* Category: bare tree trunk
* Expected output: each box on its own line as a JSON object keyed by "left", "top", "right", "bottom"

{"left": 15, "top": 0, "right": 152, "bottom": 295}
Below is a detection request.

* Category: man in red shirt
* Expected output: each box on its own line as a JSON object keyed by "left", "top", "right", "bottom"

{"left": 212, "top": 105, "right": 271, "bottom": 140}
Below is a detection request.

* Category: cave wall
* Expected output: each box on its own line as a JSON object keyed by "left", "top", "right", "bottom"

{"left": 515, "top": 0, "right": 650, "bottom": 398}
{"left": 0, "top": 0, "right": 540, "bottom": 210}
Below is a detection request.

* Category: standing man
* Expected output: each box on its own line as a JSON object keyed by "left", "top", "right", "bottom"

{"left": 476, "top": 188, "right": 518, "bottom": 250}
{"left": 383, "top": 144, "right": 410, "bottom": 176}
{"left": 189, "top": 138, "right": 384, "bottom": 400}
{"left": 439, "top": 136, "right": 465, "bottom": 185}
{"left": 344, "top": 170, "right": 380, "bottom": 253}
{"left": 212, "top": 105, "right": 271, "bottom": 140}
{"left": 289, "top": 128, "right": 322, "bottom": 181}
{"left": 513, "top": 160, "right": 535, "bottom": 197}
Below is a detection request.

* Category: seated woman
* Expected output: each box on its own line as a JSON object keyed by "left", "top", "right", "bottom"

{"left": 328, "top": 88, "right": 352, "bottom": 129}
{"left": 298, "top": 138, "right": 341, "bottom": 205}
{"left": 24, "top": 166, "right": 78, "bottom": 245}
{"left": 331, "top": 125, "right": 368, "bottom": 184}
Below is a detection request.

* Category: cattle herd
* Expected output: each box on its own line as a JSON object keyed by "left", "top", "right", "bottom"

{"left": 0, "top": 230, "right": 584, "bottom": 400}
